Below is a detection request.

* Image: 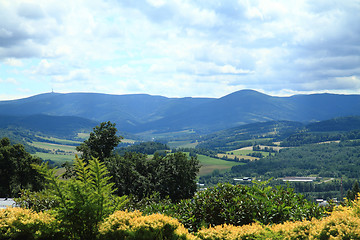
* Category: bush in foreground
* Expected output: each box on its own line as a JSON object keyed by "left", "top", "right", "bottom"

{"left": 196, "top": 195, "right": 360, "bottom": 240}
{"left": 0, "top": 207, "right": 59, "bottom": 239}
{"left": 3, "top": 197, "right": 360, "bottom": 239}
{"left": 170, "top": 182, "right": 325, "bottom": 232}
{"left": 99, "top": 210, "right": 195, "bottom": 240}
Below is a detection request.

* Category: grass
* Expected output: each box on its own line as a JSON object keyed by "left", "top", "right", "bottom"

{"left": 167, "top": 140, "right": 198, "bottom": 149}
{"left": 121, "top": 138, "right": 137, "bottom": 144}
{"left": 36, "top": 135, "right": 82, "bottom": 145}
{"left": 34, "top": 152, "right": 75, "bottom": 165}
{"left": 30, "top": 139, "right": 79, "bottom": 165}
{"left": 31, "top": 141, "right": 78, "bottom": 153}
{"left": 77, "top": 132, "right": 90, "bottom": 139}
{"left": 197, "top": 154, "right": 243, "bottom": 176}
{"left": 217, "top": 153, "right": 258, "bottom": 161}
{"left": 226, "top": 147, "right": 271, "bottom": 157}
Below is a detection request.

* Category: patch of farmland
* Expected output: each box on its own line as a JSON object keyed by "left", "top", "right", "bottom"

{"left": 34, "top": 152, "right": 74, "bottom": 165}
{"left": 31, "top": 141, "right": 78, "bottom": 153}
{"left": 197, "top": 154, "right": 243, "bottom": 176}
{"left": 217, "top": 153, "right": 258, "bottom": 161}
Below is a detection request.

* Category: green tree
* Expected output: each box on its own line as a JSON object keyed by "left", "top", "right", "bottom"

{"left": 76, "top": 121, "right": 123, "bottom": 162}
{"left": 106, "top": 152, "right": 200, "bottom": 201}
{"left": 347, "top": 181, "right": 360, "bottom": 201}
{"left": 0, "top": 137, "right": 43, "bottom": 197}
{"left": 154, "top": 152, "right": 200, "bottom": 201}
{"left": 106, "top": 152, "right": 153, "bottom": 199}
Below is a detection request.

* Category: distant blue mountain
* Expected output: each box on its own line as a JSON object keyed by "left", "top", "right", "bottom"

{"left": 1, "top": 90, "right": 360, "bottom": 134}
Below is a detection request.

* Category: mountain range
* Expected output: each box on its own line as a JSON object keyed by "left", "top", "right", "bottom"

{"left": 1, "top": 89, "right": 360, "bottom": 135}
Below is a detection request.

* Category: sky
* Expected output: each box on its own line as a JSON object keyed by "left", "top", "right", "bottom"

{"left": 0, "top": 0, "right": 360, "bottom": 100}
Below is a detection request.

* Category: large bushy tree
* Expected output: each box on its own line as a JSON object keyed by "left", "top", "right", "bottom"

{"left": 76, "top": 121, "right": 122, "bottom": 162}
{"left": 0, "top": 137, "right": 43, "bottom": 197}
{"left": 106, "top": 152, "right": 200, "bottom": 201}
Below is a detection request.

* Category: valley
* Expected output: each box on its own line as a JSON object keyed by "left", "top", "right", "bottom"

{"left": 1, "top": 90, "right": 360, "bottom": 201}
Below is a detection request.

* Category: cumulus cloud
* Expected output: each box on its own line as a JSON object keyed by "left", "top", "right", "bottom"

{"left": 3, "top": 58, "right": 23, "bottom": 67}
{"left": 0, "top": 0, "right": 359, "bottom": 99}
{"left": 0, "top": 77, "right": 18, "bottom": 85}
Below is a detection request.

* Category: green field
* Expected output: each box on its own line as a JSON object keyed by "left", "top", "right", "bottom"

{"left": 227, "top": 148, "right": 271, "bottom": 157}
{"left": 30, "top": 138, "right": 79, "bottom": 165}
{"left": 77, "top": 132, "right": 90, "bottom": 139}
{"left": 31, "top": 141, "right": 78, "bottom": 153}
{"left": 36, "top": 136, "right": 82, "bottom": 145}
{"left": 34, "top": 152, "right": 75, "bottom": 164}
{"left": 167, "top": 140, "right": 198, "bottom": 149}
{"left": 197, "top": 154, "right": 243, "bottom": 176}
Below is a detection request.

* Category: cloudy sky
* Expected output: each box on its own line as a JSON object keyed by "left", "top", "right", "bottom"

{"left": 1, "top": 0, "right": 360, "bottom": 100}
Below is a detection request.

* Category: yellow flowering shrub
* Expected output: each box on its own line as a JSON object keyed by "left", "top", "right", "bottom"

{"left": 196, "top": 222, "right": 269, "bottom": 240}
{"left": 269, "top": 220, "right": 312, "bottom": 239}
{"left": 0, "top": 207, "right": 59, "bottom": 239}
{"left": 307, "top": 207, "right": 360, "bottom": 240}
{"left": 99, "top": 210, "right": 197, "bottom": 240}
{"left": 196, "top": 198, "right": 360, "bottom": 240}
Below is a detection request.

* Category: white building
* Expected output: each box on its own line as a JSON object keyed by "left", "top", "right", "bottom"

{"left": 0, "top": 198, "right": 16, "bottom": 209}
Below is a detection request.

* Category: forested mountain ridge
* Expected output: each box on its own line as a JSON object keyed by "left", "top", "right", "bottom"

{"left": 1, "top": 90, "right": 360, "bottom": 134}
{"left": 0, "top": 114, "right": 98, "bottom": 137}
{"left": 196, "top": 116, "right": 360, "bottom": 151}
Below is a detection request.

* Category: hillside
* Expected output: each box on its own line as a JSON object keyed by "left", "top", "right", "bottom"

{"left": 196, "top": 120, "right": 304, "bottom": 151}
{"left": 307, "top": 116, "right": 360, "bottom": 132}
{"left": 197, "top": 116, "right": 360, "bottom": 151}
{"left": 0, "top": 114, "right": 98, "bottom": 138}
{"left": 1, "top": 90, "right": 360, "bottom": 134}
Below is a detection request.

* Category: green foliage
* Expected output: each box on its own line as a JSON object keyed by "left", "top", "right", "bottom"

{"left": 230, "top": 141, "right": 360, "bottom": 179}
{"left": 15, "top": 189, "right": 59, "bottom": 212}
{"left": 33, "top": 156, "right": 128, "bottom": 240}
{"left": 116, "top": 141, "right": 170, "bottom": 155}
{"left": 106, "top": 152, "right": 200, "bottom": 201}
{"left": 0, "top": 137, "right": 44, "bottom": 197}
{"left": 169, "top": 183, "right": 325, "bottom": 232}
{"left": 196, "top": 121, "right": 302, "bottom": 151}
{"left": 307, "top": 116, "right": 360, "bottom": 132}
{"left": 76, "top": 121, "right": 123, "bottom": 162}
{"left": 0, "top": 127, "right": 41, "bottom": 153}
{"left": 124, "top": 192, "right": 174, "bottom": 215}
{"left": 347, "top": 181, "right": 360, "bottom": 201}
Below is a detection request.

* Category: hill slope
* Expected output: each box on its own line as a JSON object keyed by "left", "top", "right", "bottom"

{"left": 0, "top": 114, "right": 98, "bottom": 137}
{"left": 1, "top": 90, "right": 360, "bottom": 134}
{"left": 135, "top": 90, "right": 360, "bottom": 133}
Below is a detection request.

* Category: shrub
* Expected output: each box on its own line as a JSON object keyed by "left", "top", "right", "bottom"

{"left": 32, "top": 156, "right": 128, "bottom": 240}
{"left": 170, "top": 182, "right": 325, "bottom": 232}
{"left": 15, "top": 189, "right": 59, "bottom": 212}
{"left": 0, "top": 207, "right": 59, "bottom": 239}
{"left": 307, "top": 207, "right": 360, "bottom": 239}
{"left": 99, "top": 210, "right": 196, "bottom": 240}
{"left": 196, "top": 195, "right": 360, "bottom": 240}
{"left": 196, "top": 223, "right": 268, "bottom": 240}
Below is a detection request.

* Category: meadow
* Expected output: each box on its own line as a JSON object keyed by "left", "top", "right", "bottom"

{"left": 197, "top": 154, "right": 243, "bottom": 176}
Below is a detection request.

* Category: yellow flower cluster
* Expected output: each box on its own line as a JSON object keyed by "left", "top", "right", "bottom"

{"left": 196, "top": 222, "right": 265, "bottom": 240}
{"left": 99, "top": 210, "right": 197, "bottom": 240}
{"left": 0, "top": 207, "right": 57, "bottom": 238}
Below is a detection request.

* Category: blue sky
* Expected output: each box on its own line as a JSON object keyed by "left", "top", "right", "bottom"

{"left": 1, "top": 0, "right": 360, "bottom": 100}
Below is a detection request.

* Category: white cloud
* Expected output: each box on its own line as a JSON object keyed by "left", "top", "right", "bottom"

{"left": 3, "top": 58, "right": 23, "bottom": 67}
{"left": 0, "top": 77, "right": 18, "bottom": 85}
{"left": 0, "top": 0, "right": 359, "bottom": 99}
{"left": 53, "top": 69, "right": 92, "bottom": 83}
